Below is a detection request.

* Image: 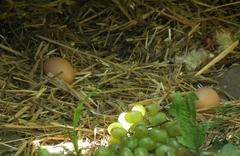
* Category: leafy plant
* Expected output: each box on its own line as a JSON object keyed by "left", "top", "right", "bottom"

{"left": 169, "top": 92, "right": 209, "bottom": 154}
{"left": 169, "top": 91, "right": 240, "bottom": 156}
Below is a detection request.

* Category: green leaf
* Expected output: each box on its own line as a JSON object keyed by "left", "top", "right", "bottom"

{"left": 73, "top": 102, "right": 84, "bottom": 128}
{"left": 196, "top": 122, "right": 209, "bottom": 149}
{"left": 169, "top": 92, "right": 183, "bottom": 117}
{"left": 70, "top": 91, "right": 97, "bottom": 156}
{"left": 217, "top": 144, "right": 240, "bottom": 156}
{"left": 70, "top": 131, "right": 79, "bottom": 156}
{"left": 170, "top": 92, "right": 207, "bottom": 151}
{"left": 185, "top": 92, "right": 198, "bottom": 123}
{"left": 73, "top": 91, "right": 96, "bottom": 128}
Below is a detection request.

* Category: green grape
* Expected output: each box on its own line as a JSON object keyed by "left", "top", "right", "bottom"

{"left": 200, "top": 151, "right": 216, "bottom": 156}
{"left": 167, "top": 138, "right": 179, "bottom": 148}
{"left": 139, "top": 137, "right": 156, "bottom": 151}
{"left": 125, "top": 111, "right": 144, "bottom": 124}
{"left": 111, "top": 127, "right": 127, "bottom": 140}
{"left": 133, "top": 147, "right": 149, "bottom": 156}
{"left": 129, "top": 121, "right": 146, "bottom": 132}
{"left": 177, "top": 147, "right": 194, "bottom": 156}
{"left": 149, "top": 128, "right": 169, "bottom": 143}
{"left": 121, "top": 136, "right": 138, "bottom": 150}
{"left": 94, "top": 147, "right": 112, "bottom": 156}
{"left": 131, "top": 104, "right": 146, "bottom": 116}
{"left": 145, "top": 103, "right": 160, "bottom": 115}
{"left": 156, "top": 142, "right": 162, "bottom": 148}
{"left": 119, "top": 147, "right": 133, "bottom": 156}
{"left": 133, "top": 123, "right": 148, "bottom": 138}
{"left": 118, "top": 112, "right": 133, "bottom": 131}
{"left": 37, "top": 148, "right": 52, "bottom": 156}
{"left": 162, "top": 121, "right": 181, "bottom": 137}
{"left": 155, "top": 145, "right": 176, "bottom": 156}
{"left": 108, "top": 136, "right": 120, "bottom": 144}
{"left": 148, "top": 112, "right": 167, "bottom": 126}
{"left": 107, "top": 122, "right": 123, "bottom": 134}
{"left": 109, "top": 144, "right": 121, "bottom": 154}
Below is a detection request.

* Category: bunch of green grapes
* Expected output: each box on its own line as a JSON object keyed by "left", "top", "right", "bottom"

{"left": 94, "top": 104, "right": 215, "bottom": 156}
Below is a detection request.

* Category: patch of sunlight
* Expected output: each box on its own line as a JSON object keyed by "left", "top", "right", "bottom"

{"left": 32, "top": 128, "right": 108, "bottom": 155}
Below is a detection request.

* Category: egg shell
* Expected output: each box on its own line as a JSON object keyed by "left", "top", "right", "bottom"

{"left": 43, "top": 57, "right": 75, "bottom": 84}
{"left": 195, "top": 87, "right": 220, "bottom": 110}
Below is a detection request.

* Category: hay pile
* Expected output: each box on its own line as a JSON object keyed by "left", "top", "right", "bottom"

{"left": 0, "top": 0, "right": 240, "bottom": 155}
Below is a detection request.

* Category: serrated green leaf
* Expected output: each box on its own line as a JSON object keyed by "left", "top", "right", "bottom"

{"left": 197, "top": 122, "right": 209, "bottom": 148}
{"left": 177, "top": 125, "right": 199, "bottom": 150}
{"left": 169, "top": 92, "right": 183, "bottom": 117}
{"left": 185, "top": 92, "right": 198, "bottom": 123}
{"left": 170, "top": 92, "right": 206, "bottom": 151}
{"left": 217, "top": 144, "right": 240, "bottom": 156}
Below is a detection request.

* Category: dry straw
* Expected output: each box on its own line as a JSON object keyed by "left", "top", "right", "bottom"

{"left": 0, "top": 0, "right": 240, "bottom": 155}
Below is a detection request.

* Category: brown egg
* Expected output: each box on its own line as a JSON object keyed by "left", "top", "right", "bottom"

{"left": 195, "top": 87, "right": 220, "bottom": 110}
{"left": 43, "top": 57, "right": 75, "bottom": 84}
